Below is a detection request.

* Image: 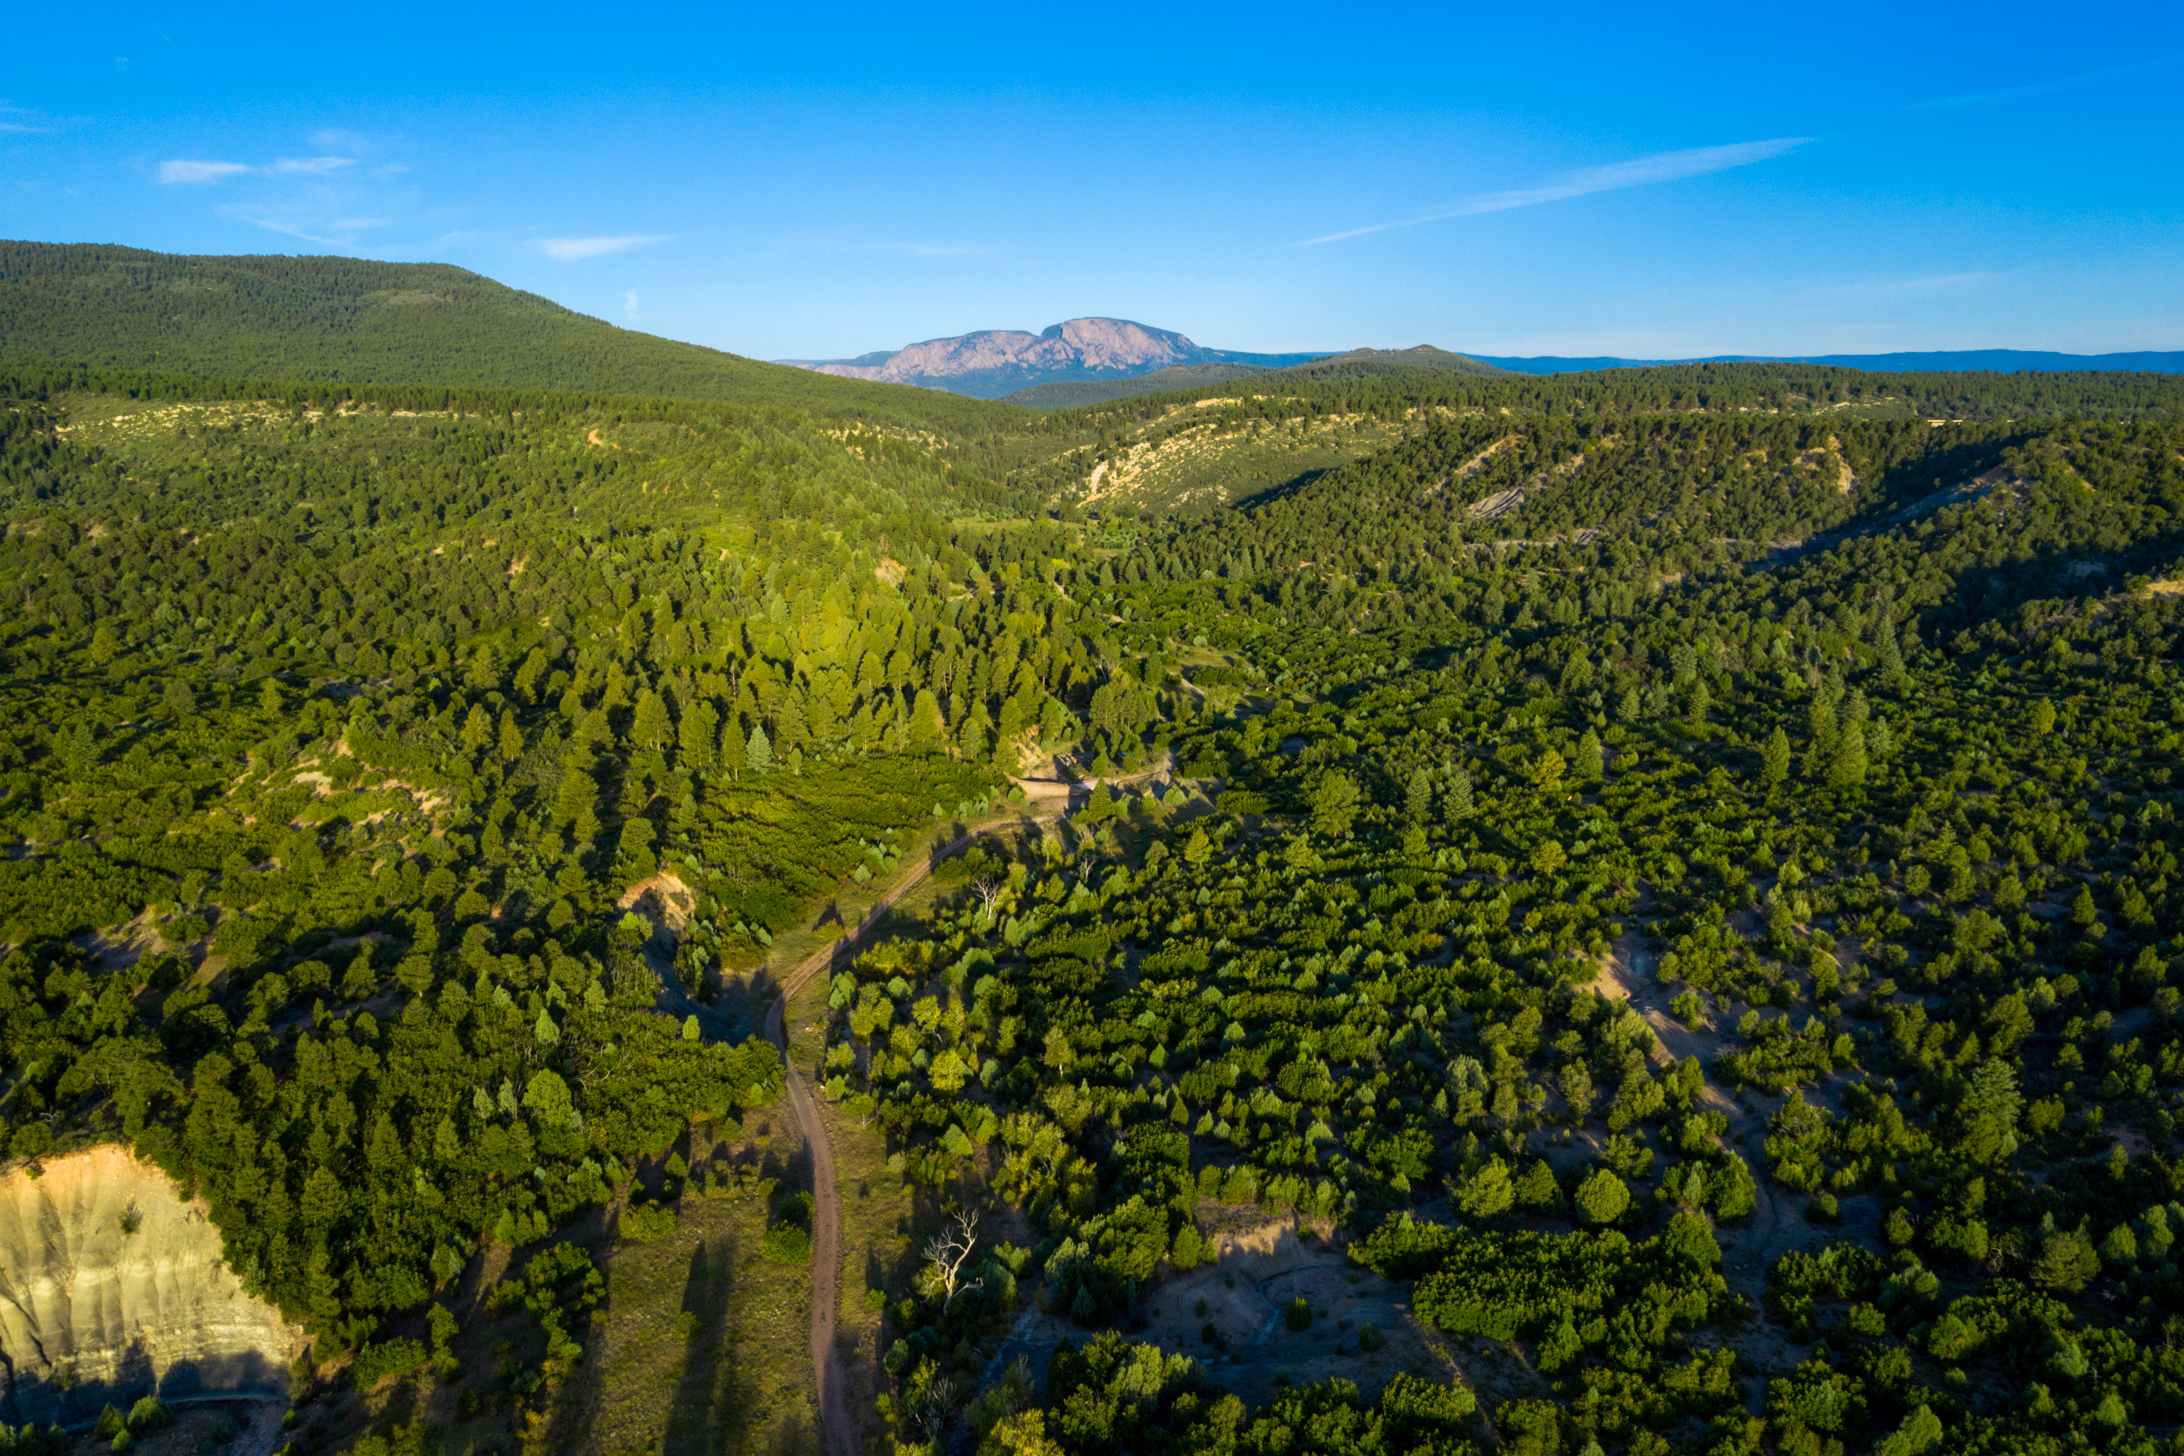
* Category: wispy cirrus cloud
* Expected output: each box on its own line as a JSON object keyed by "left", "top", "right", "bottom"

{"left": 158, "top": 159, "right": 252, "bottom": 184}
{"left": 309, "top": 128, "right": 392, "bottom": 153}
{"left": 271, "top": 155, "right": 356, "bottom": 175}
{"left": 162, "top": 155, "right": 358, "bottom": 182}
{"left": 539, "top": 234, "right": 675, "bottom": 261}
{"left": 1909, "top": 55, "right": 2180, "bottom": 110}
{"left": 1, "top": 100, "right": 86, "bottom": 135}
{"left": 1300, "top": 137, "right": 1811, "bottom": 245}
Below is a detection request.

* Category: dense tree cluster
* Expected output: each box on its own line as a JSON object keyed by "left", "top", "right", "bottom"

{"left": 826, "top": 403, "right": 2184, "bottom": 1455}
{"left": 8, "top": 341, "right": 2184, "bottom": 1456}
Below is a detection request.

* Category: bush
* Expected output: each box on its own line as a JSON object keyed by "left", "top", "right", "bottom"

{"left": 762, "top": 1222, "right": 813, "bottom": 1264}
{"left": 1284, "top": 1297, "right": 1313, "bottom": 1332}
{"left": 621, "top": 1201, "right": 679, "bottom": 1244}
{"left": 1576, "top": 1170, "right": 1630, "bottom": 1225}
{"left": 125, "top": 1398, "right": 171, "bottom": 1433}
{"left": 352, "top": 1336, "right": 428, "bottom": 1390}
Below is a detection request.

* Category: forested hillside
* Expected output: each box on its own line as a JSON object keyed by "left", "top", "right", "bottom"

{"left": 829, "top": 393, "right": 2184, "bottom": 1456}
{"left": 0, "top": 243, "right": 1017, "bottom": 430}
{"left": 4, "top": 321, "right": 2184, "bottom": 1456}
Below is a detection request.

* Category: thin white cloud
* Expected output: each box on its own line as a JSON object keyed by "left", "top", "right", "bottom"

{"left": 1910, "top": 55, "right": 2179, "bottom": 110}
{"left": 1301, "top": 137, "right": 1812, "bottom": 245}
{"left": 159, "top": 159, "right": 251, "bottom": 184}
{"left": 624, "top": 290, "right": 640, "bottom": 322}
{"left": 271, "top": 155, "right": 356, "bottom": 175}
{"left": 539, "top": 234, "right": 674, "bottom": 261}
{"left": 309, "top": 128, "right": 391, "bottom": 152}
{"left": 1831, "top": 271, "right": 1992, "bottom": 295}
{"left": 235, "top": 216, "right": 351, "bottom": 247}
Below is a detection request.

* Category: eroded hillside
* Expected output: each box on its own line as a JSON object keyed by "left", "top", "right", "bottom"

{"left": 0, "top": 1146, "right": 301, "bottom": 1425}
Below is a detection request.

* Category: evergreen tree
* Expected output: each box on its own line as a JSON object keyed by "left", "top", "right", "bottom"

{"left": 1575, "top": 1170, "right": 1629, "bottom": 1224}
{"left": 679, "top": 699, "right": 719, "bottom": 770}
{"left": 1445, "top": 769, "right": 1474, "bottom": 820}
{"left": 1459, "top": 1157, "right": 1514, "bottom": 1218}
{"left": 631, "top": 690, "right": 673, "bottom": 751}
{"left": 460, "top": 703, "right": 493, "bottom": 752}
{"left": 745, "top": 724, "right": 774, "bottom": 774}
{"left": 1761, "top": 727, "right": 1791, "bottom": 788}
{"left": 1827, "top": 720, "right": 1867, "bottom": 788}
{"left": 1574, "top": 730, "right": 1604, "bottom": 784}
{"left": 1404, "top": 766, "right": 1433, "bottom": 821}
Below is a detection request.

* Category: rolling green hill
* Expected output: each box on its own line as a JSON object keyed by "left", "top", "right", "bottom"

{"left": 1002, "top": 361, "right": 1281, "bottom": 410}
{"left": 0, "top": 242, "right": 1020, "bottom": 431}
{"left": 1261, "top": 343, "right": 1509, "bottom": 380}
{"left": 17, "top": 242, "right": 2184, "bottom": 1456}
{"left": 1002, "top": 345, "right": 1509, "bottom": 410}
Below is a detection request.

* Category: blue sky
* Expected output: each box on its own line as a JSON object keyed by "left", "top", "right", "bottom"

{"left": 3, "top": 2, "right": 2180, "bottom": 361}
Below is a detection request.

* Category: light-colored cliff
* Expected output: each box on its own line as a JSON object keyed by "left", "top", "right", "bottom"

{"left": 0, "top": 1146, "right": 301, "bottom": 1425}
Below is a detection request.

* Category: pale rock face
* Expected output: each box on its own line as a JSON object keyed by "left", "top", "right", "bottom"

{"left": 0, "top": 1146, "right": 301, "bottom": 1425}
{"left": 810, "top": 318, "right": 1201, "bottom": 395}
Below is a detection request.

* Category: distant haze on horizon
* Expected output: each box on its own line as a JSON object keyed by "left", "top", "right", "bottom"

{"left": 3, "top": 1, "right": 2179, "bottom": 363}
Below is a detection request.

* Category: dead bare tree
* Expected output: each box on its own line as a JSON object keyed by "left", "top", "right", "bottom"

{"left": 915, "top": 1373, "right": 960, "bottom": 1440}
{"left": 969, "top": 876, "right": 1005, "bottom": 923}
{"left": 920, "top": 1208, "right": 984, "bottom": 1311}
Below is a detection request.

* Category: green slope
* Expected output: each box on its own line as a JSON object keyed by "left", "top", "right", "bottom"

{"left": 1252, "top": 344, "right": 1509, "bottom": 383}
{"left": 1002, "top": 346, "right": 1509, "bottom": 411}
{"left": 1002, "top": 361, "right": 1281, "bottom": 410}
{"left": 0, "top": 241, "right": 1021, "bottom": 431}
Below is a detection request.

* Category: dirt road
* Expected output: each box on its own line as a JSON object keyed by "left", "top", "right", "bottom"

{"left": 762, "top": 790, "right": 1074, "bottom": 1456}
{"left": 1598, "top": 933, "right": 1800, "bottom": 1290}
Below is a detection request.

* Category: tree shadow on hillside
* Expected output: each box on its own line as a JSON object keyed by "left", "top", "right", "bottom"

{"left": 1231, "top": 466, "right": 1331, "bottom": 511}
{"left": 663, "top": 1235, "right": 764, "bottom": 1456}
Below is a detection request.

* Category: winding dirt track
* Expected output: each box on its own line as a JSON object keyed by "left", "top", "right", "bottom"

{"left": 762, "top": 789, "right": 1070, "bottom": 1456}
{"left": 1599, "top": 935, "right": 1798, "bottom": 1292}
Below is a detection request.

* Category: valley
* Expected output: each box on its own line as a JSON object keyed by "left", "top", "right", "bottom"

{"left": 0, "top": 249, "right": 2182, "bottom": 1456}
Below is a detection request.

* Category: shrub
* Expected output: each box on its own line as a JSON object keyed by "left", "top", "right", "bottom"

{"left": 621, "top": 1201, "right": 679, "bottom": 1244}
{"left": 763, "top": 1222, "right": 813, "bottom": 1264}
{"left": 1576, "top": 1170, "right": 1631, "bottom": 1225}
{"left": 352, "top": 1336, "right": 428, "bottom": 1390}
{"left": 1285, "top": 1297, "right": 1313, "bottom": 1332}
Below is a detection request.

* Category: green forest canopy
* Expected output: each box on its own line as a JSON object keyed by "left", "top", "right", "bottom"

{"left": 2, "top": 307, "right": 2184, "bottom": 1456}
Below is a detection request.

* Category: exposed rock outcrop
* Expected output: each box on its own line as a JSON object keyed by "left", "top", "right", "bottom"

{"left": 786, "top": 319, "right": 1327, "bottom": 399}
{"left": 0, "top": 1147, "right": 301, "bottom": 1426}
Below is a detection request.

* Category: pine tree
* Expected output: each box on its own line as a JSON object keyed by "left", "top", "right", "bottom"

{"left": 1574, "top": 730, "right": 1604, "bottom": 783}
{"left": 1445, "top": 769, "right": 1474, "bottom": 820}
{"left": 909, "top": 688, "right": 944, "bottom": 748}
{"left": 1404, "top": 767, "right": 1433, "bottom": 821}
{"left": 631, "top": 690, "right": 673, "bottom": 751}
{"left": 679, "top": 699, "right": 719, "bottom": 769}
{"left": 745, "top": 724, "right": 774, "bottom": 774}
{"left": 1575, "top": 1169, "right": 1630, "bottom": 1224}
{"left": 554, "top": 751, "right": 599, "bottom": 835}
{"left": 1459, "top": 1157, "right": 1514, "bottom": 1217}
{"left": 497, "top": 709, "right": 524, "bottom": 761}
{"left": 1761, "top": 727, "right": 1791, "bottom": 787}
{"left": 460, "top": 703, "right": 493, "bottom": 751}
{"left": 1827, "top": 720, "right": 1867, "bottom": 788}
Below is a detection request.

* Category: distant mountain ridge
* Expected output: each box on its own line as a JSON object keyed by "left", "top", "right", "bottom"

{"left": 1001, "top": 344, "right": 1510, "bottom": 410}
{"left": 782, "top": 318, "right": 1331, "bottom": 399}
{"left": 1475, "top": 348, "right": 2184, "bottom": 376}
